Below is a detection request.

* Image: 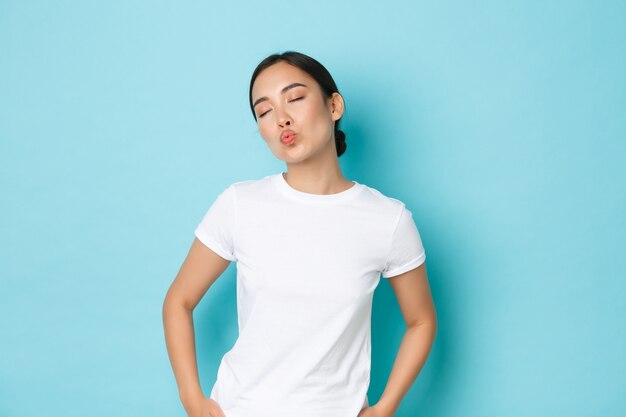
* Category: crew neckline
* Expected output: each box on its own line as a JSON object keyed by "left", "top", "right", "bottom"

{"left": 273, "top": 172, "right": 363, "bottom": 203}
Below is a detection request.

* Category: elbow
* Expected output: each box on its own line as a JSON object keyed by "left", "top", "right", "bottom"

{"left": 413, "top": 320, "right": 437, "bottom": 343}
{"left": 408, "top": 314, "right": 437, "bottom": 336}
{"left": 162, "top": 289, "right": 194, "bottom": 316}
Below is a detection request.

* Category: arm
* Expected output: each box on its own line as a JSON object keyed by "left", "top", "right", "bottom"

{"left": 373, "top": 262, "right": 437, "bottom": 417}
{"left": 162, "top": 237, "right": 231, "bottom": 415}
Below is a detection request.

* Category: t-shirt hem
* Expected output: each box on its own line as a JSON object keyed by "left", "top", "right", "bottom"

{"left": 194, "top": 228, "right": 236, "bottom": 262}
{"left": 381, "top": 251, "right": 426, "bottom": 278}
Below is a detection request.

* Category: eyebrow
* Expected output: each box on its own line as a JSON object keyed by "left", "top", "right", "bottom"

{"left": 253, "top": 82, "right": 308, "bottom": 109}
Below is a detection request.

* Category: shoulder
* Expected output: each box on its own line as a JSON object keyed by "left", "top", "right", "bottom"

{"left": 357, "top": 182, "right": 408, "bottom": 215}
{"left": 214, "top": 174, "right": 280, "bottom": 208}
{"left": 228, "top": 174, "right": 275, "bottom": 196}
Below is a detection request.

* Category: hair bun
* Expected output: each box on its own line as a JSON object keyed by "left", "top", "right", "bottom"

{"left": 335, "top": 129, "right": 347, "bottom": 157}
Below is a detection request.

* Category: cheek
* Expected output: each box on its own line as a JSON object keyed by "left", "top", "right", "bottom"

{"left": 301, "top": 102, "right": 328, "bottom": 127}
{"left": 304, "top": 106, "right": 332, "bottom": 137}
{"left": 257, "top": 122, "right": 273, "bottom": 142}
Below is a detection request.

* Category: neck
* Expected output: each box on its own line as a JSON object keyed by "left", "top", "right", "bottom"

{"left": 283, "top": 162, "right": 353, "bottom": 196}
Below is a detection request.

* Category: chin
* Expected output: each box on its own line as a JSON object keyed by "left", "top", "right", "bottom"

{"left": 280, "top": 150, "right": 311, "bottom": 164}
{"left": 281, "top": 154, "right": 307, "bottom": 164}
{"left": 269, "top": 147, "right": 301, "bottom": 163}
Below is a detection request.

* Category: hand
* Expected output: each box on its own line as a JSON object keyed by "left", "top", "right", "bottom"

{"left": 356, "top": 403, "right": 393, "bottom": 417}
{"left": 186, "top": 395, "right": 227, "bottom": 417}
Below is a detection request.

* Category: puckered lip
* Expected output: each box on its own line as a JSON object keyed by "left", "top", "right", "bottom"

{"left": 280, "top": 129, "right": 297, "bottom": 141}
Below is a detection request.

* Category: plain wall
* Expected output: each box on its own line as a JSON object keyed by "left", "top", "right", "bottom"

{"left": 1, "top": 1, "right": 624, "bottom": 416}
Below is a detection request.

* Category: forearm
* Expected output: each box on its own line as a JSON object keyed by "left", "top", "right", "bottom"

{"left": 375, "top": 321, "right": 437, "bottom": 416}
{"left": 162, "top": 299, "right": 204, "bottom": 408}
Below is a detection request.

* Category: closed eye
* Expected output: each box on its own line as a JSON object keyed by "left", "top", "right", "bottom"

{"left": 258, "top": 97, "right": 305, "bottom": 118}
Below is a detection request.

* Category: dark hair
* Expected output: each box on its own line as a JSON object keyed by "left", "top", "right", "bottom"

{"left": 248, "top": 51, "right": 347, "bottom": 157}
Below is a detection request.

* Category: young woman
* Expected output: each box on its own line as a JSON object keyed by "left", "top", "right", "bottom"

{"left": 163, "top": 51, "right": 437, "bottom": 417}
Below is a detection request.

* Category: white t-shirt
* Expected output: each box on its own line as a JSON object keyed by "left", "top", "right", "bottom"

{"left": 194, "top": 172, "right": 426, "bottom": 417}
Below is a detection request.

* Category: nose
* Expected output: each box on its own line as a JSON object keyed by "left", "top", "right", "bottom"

{"left": 276, "top": 107, "right": 292, "bottom": 127}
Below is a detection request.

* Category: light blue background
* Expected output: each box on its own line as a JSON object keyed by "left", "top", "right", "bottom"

{"left": 1, "top": 1, "right": 624, "bottom": 416}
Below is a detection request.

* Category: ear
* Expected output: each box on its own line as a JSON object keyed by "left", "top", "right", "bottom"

{"left": 328, "top": 92, "right": 345, "bottom": 122}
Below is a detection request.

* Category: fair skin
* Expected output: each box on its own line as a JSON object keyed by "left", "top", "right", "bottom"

{"left": 162, "top": 61, "right": 437, "bottom": 417}
{"left": 252, "top": 61, "right": 353, "bottom": 194}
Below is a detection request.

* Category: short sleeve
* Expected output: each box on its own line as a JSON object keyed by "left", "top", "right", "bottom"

{"left": 194, "top": 185, "right": 237, "bottom": 262}
{"left": 381, "top": 204, "right": 426, "bottom": 278}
